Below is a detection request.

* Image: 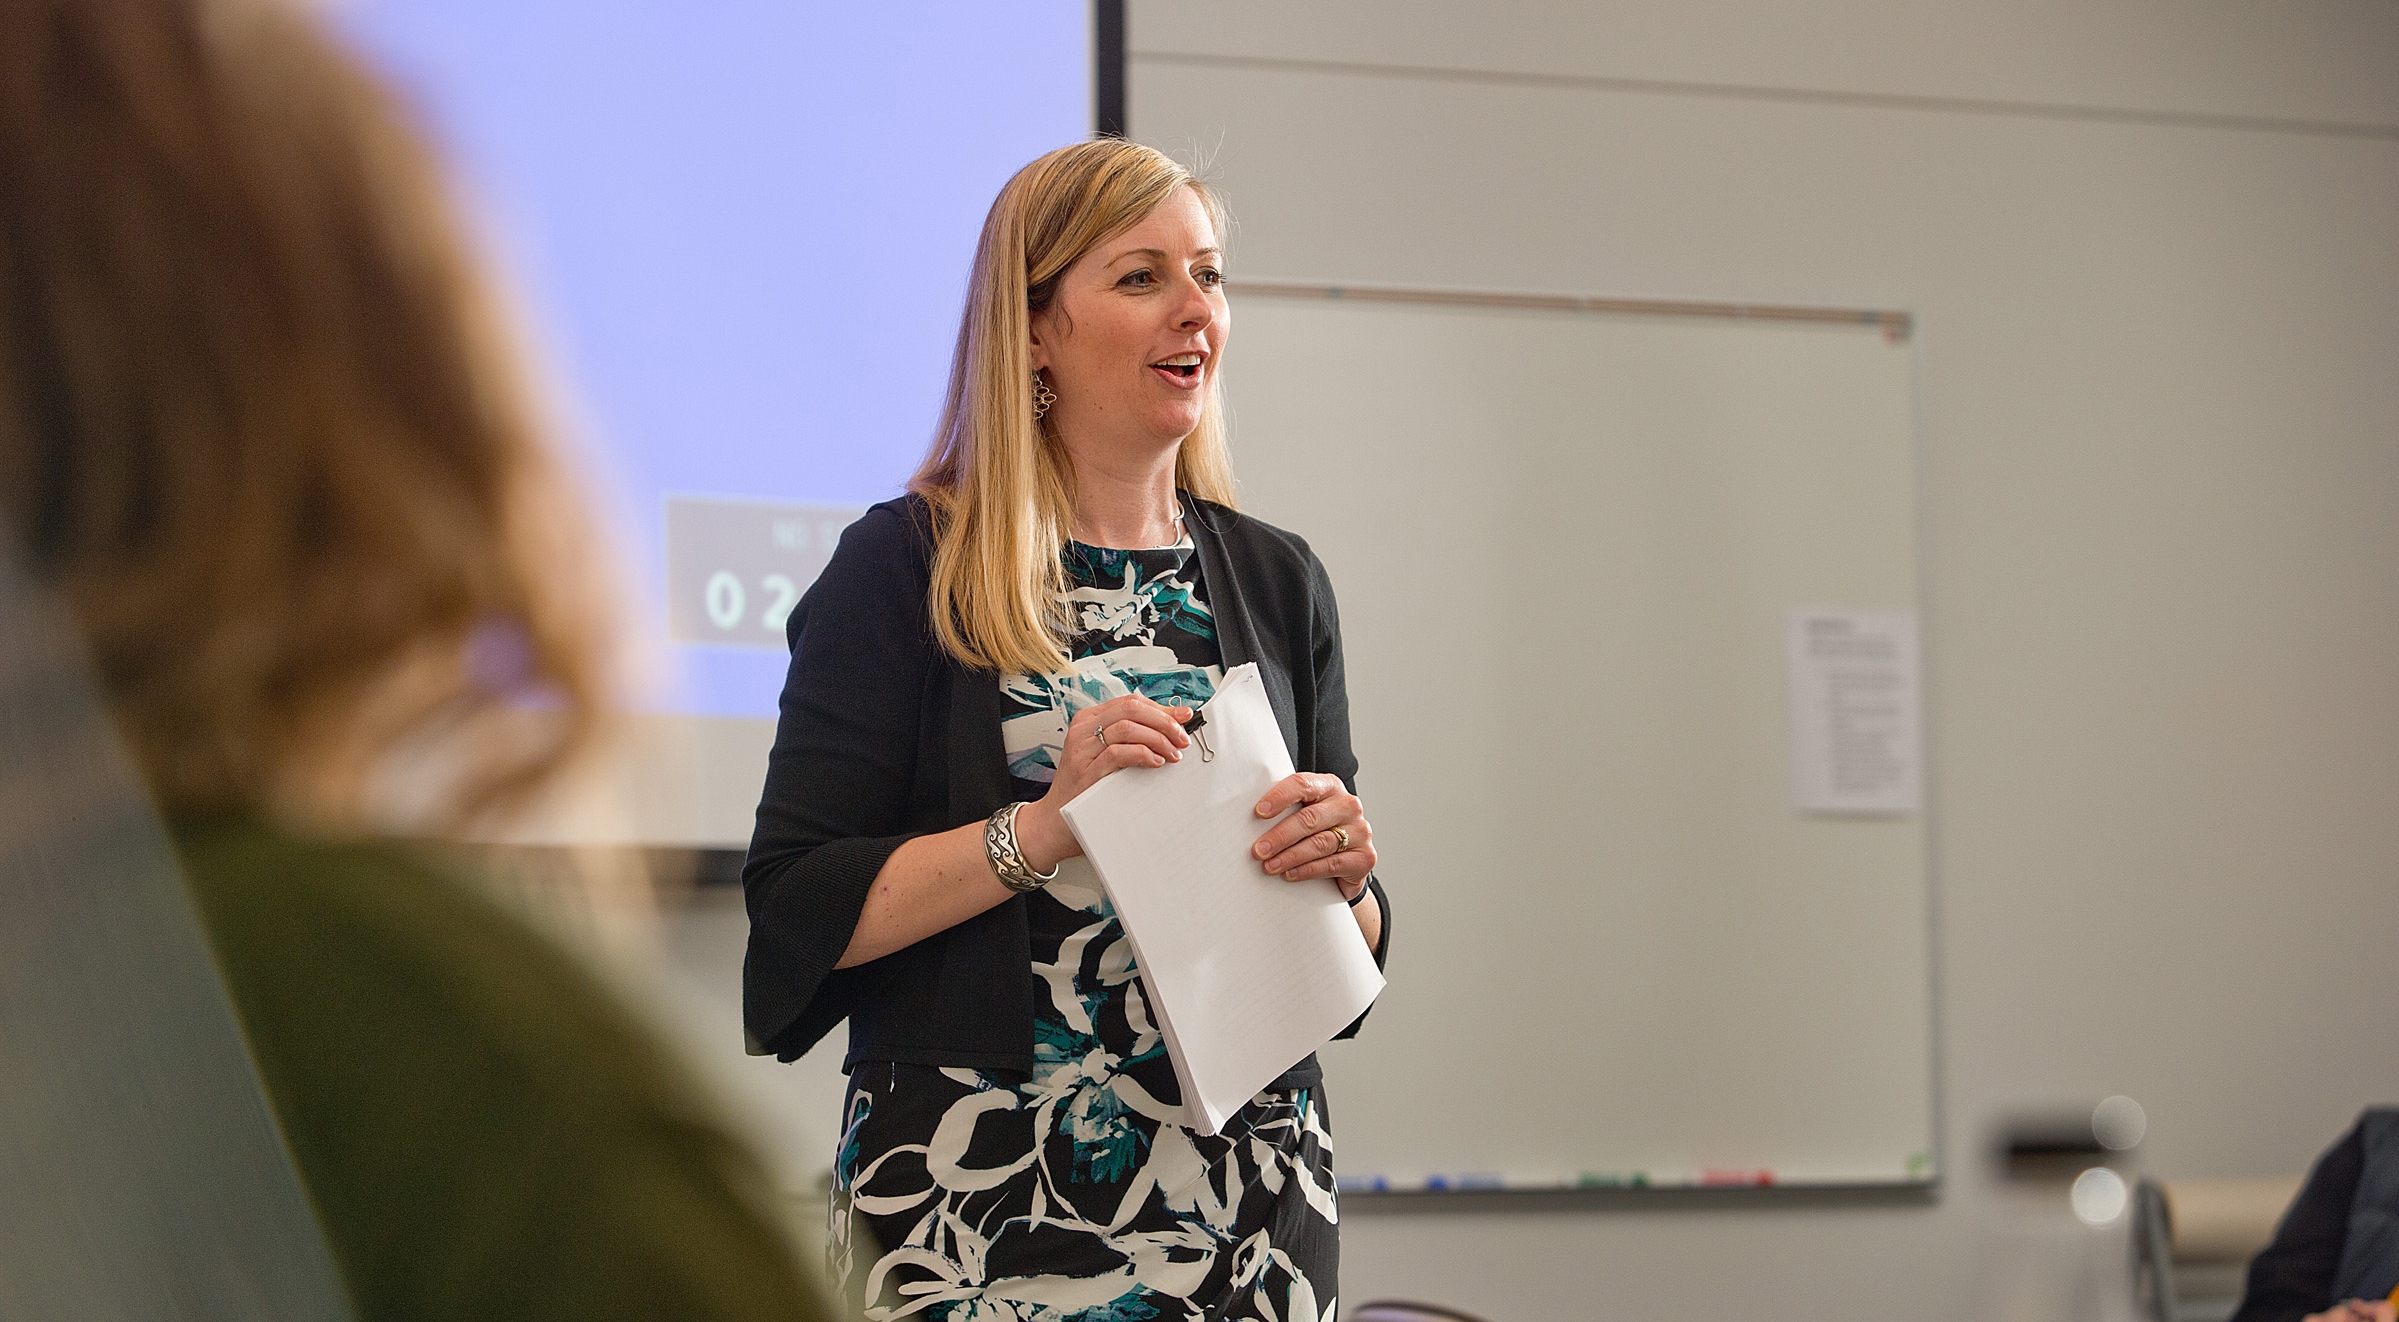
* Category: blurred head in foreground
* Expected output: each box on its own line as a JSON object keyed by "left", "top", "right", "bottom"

{"left": 0, "top": 0, "right": 611, "bottom": 830}
{"left": 0, "top": 2, "right": 827, "bottom": 1317}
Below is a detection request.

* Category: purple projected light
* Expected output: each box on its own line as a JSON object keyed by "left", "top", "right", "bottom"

{"left": 341, "top": 2, "right": 1091, "bottom": 718}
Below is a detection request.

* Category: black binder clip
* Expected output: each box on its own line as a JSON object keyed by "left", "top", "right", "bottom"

{"left": 1184, "top": 708, "right": 1214, "bottom": 762}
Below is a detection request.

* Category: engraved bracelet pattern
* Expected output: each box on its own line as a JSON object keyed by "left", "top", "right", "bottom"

{"left": 984, "top": 801, "right": 1059, "bottom": 894}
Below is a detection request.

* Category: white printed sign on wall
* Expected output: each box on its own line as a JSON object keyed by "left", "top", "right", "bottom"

{"left": 1786, "top": 609, "right": 1922, "bottom": 816}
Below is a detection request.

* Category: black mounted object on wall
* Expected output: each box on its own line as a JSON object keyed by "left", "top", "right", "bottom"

{"left": 1094, "top": 0, "right": 1127, "bottom": 137}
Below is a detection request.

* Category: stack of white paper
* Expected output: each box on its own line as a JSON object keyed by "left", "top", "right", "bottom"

{"left": 1058, "top": 662, "right": 1386, "bottom": 1135}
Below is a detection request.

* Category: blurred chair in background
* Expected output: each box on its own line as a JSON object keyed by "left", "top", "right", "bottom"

{"left": 2135, "top": 1176, "right": 2304, "bottom": 1322}
{"left": 0, "top": 0, "right": 830, "bottom": 1317}
{"left": 0, "top": 493, "right": 357, "bottom": 1320}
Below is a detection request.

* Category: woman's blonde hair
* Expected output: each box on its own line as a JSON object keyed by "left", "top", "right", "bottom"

{"left": 909, "top": 139, "right": 1236, "bottom": 676}
{"left": 0, "top": 0, "right": 613, "bottom": 829}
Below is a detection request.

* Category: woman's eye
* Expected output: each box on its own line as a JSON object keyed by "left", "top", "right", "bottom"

{"left": 1197, "top": 268, "right": 1223, "bottom": 287}
{"left": 1118, "top": 269, "right": 1153, "bottom": 288}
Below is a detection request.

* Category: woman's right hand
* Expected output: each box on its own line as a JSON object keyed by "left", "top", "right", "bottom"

{"left": 2304, "top": 1302, "right": 2395, "bottom": 1322}
{"left": 1013, "top": 695, "right": 1192, "bottom": 871}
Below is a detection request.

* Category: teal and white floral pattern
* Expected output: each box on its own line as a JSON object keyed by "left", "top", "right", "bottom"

{"left": 999, "top": 541, "right": 1222, "bottom": 790}
{"left": 830, "top": 539, "right": 1340, "bottom": 1321}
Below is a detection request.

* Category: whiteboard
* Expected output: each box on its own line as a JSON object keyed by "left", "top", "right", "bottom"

{"left": 1223, "top": 293, "right": 1935, "bottom": 1191}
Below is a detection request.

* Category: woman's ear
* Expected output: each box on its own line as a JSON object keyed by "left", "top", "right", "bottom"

{"left": 1026, "top": 312, "right": 1051, "bottom": 372}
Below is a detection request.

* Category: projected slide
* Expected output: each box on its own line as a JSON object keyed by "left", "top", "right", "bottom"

{"left": 342, "top": 3, "right": 1091, "bottom": 719}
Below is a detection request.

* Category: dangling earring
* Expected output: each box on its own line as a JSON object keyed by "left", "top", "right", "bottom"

{"left": 1032, "top": 371, "right": 1056, "bottom": 422}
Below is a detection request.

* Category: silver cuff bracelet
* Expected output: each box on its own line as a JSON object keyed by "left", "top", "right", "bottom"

{"left": 984, "top": 801, "right": 1060, "bottom": 894}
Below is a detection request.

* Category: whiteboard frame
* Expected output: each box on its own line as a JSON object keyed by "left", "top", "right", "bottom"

{"left": 1226, "top": 279, "right": 1944, "bottom": 1203}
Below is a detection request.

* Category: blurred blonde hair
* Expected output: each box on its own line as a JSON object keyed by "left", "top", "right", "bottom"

{"left": 909, "top": 139, "right": 1236, "bottom": 677}
{"left": 0, "top": 0, "right": 614, "bottom": 830}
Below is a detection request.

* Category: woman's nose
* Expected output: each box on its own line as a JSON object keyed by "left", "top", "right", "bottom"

{"left": 1171, "top": 276, "right": 1214, "bottom": 329}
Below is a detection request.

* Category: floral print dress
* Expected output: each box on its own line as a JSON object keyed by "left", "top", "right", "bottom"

{"left": 829, "top": 537, "right": 1342, "bottom": 1322}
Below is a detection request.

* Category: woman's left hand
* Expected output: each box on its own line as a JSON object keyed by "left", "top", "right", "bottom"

{"left": 1250, "top": 773, "right": 1375, "bottom": 901}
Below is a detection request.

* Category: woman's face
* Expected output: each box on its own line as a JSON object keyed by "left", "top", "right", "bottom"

{"left": 1030, "top": 186, "right": 1228, "bottom": 455}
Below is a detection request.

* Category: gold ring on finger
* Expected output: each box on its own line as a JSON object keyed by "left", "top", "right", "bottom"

{"left": 1097, "top": 722, "right": 1110, "bottom": 747}
{"left": 1330, "top": 825, "right": 1350, "bottom": 853}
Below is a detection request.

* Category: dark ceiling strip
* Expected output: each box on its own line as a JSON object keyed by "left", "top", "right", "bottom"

{"left": 1229, "top": 278, "right": 1913, "bottom": 338}
{"left": 1134, "top": 50, "right": 2399, "bottom": 144}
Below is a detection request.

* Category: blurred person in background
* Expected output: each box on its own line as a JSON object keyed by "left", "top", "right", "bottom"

{"left": 0, "top": 0, "right": 830, "bottom": 1317}
{"left": 2233, "top": 1108, "right": 2399, "bottom": 1322}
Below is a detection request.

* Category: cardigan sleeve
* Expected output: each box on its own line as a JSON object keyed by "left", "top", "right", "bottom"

{"left": 1299, "top": 543, "right": 1391, "bottom": 1039}
{"left": 741, "top": 503, "right": 936, "bottom": 1059}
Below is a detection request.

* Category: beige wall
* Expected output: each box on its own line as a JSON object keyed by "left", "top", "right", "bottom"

{"left": 1126, "top": 2, "right": 2399, "bottom": 1317}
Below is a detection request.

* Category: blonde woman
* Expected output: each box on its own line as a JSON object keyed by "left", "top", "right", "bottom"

{"left": 744, "top": 139, "right": 1390, "bottom": 1317}
{"left": 0, "top": 0, "right": 827, "bottom": 1316}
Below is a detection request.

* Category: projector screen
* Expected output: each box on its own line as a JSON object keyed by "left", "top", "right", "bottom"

{"left": 342, "top": 3, "right": 1094, "bottom": 728}
{"left": 335, "top": 2, "right": 1096, "bottom": 843}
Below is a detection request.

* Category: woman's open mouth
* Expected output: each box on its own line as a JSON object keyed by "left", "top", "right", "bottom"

{"left": 1150, "top": 353, "right": 1205, "bottom": 387}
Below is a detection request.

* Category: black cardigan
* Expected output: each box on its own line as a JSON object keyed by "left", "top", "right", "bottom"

{"left": 741, "top": 493, "right": 1390, "bottom": 1083}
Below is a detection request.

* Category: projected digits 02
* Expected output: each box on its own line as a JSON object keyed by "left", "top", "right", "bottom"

{"left": 667, "top": 497, "right": 862, "bottom": 647}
